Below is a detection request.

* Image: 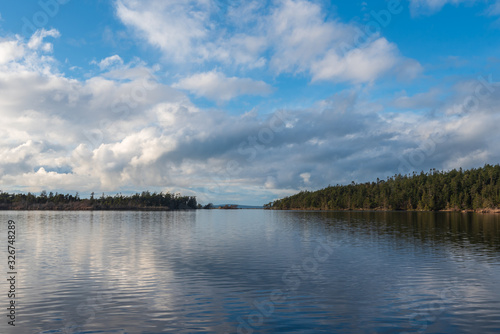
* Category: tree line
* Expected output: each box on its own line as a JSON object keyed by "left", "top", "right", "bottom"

{"left": 265, "top": 164, "right": 500, "bottom": 212}
{"left": 0, "top": 191, "right": 198, "bottom": 210}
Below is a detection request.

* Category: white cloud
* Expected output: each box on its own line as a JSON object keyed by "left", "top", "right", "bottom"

{"left": 0, "top": 39, "right": 24, "bottom": 64}
{"left": 3, "top": 167, "right": 93, "bottom": 192}
{"left": 2, "top": 28, "right": 499, "bottom": 205}
{"left": 116, "top": 0, "right": 210, "bottom": 63}
{"left": 173, "top": 71, "right": 273, "bottom": 102}
{"left": 310, "top": 38, "right": 399, "bottom": 83}
{"left": 114, "top": 0, "right": 420, "bottom": 84}
{"left": 1, "top": 56, "right": 500, "bottom": 203}
{"left": 27, "top": 28, "right": 60, "bottom": 51}
{"left": 267, "top": 1, "right": 421, "bottom": 83}
{"left": 267, "top": 0, "right": 345, "bottom": 74}
{"left": 0, "top": 28, "right": 60, "bottom": 75}
{"left": 94, "top": 55, "right": 124, "bottom": 70}
{"left": 210, "top": 34, "right": 268, "bottom": 68}
{"left": 300, "top": 172, "right": 311, "bottom": 184}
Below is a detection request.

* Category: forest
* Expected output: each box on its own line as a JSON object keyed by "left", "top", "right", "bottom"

{"left": 265, "top": 164, "right": 500, "bottom": 212}
{"left": 0, "top": 191, "right": 198, "bottom": 210}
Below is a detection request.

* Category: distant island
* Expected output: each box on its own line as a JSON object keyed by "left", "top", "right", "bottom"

{"left": 0, "top": 191, "right": 198, "bottom": 211}
{"left": 265, "top": 164, "right": 500, "bottom": 213}
{"left": 213, "top": 204, "right": 264, "bottom": 209}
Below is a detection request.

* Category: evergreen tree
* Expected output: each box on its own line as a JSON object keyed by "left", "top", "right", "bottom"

{"left": 266, "top": 164, "right": 500, "bottom": 212}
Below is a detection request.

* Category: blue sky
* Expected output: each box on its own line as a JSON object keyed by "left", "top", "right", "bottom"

{"left": 0, "top": 0, "right": 500, "bottom": 205}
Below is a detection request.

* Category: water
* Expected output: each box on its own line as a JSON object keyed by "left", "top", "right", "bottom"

{"left": 1, "top": 210, "right": 499, "bottom": 333}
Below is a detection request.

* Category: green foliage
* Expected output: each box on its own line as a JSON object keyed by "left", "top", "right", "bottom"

{"left": 266, "top": 164, "right": 500, "bottom": 211}
{"left": 0, "top": 190, "right": 197, "bottom": 211}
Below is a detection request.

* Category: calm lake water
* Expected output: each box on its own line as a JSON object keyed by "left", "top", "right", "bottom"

{"left": 1, "top": 210, "right": 500, "bottom": 333}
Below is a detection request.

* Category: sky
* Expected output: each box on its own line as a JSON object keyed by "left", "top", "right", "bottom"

{"left": 0, "top": 0, "right": 500, "bottom": 205}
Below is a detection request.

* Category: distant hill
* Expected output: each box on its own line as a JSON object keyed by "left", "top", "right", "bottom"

{"left": 265, "top": 164, "right": 500, "bottom": 212}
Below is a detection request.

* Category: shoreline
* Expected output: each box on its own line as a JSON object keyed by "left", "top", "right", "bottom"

{"left": 0, "top": 206, "right": 195, "bottom": 211}
{"left": 265, "top": 207, "right": 500, "bottom": 214}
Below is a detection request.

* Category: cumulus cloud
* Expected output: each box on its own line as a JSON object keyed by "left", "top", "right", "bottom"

{"left": 2, "top": 28, "right": 499, "bottom": 205}
{"left": 310, "top": 38, "right": 399, "bottom": 83}
{"left": 173, "top": 71, "right": 273, "bottom": 102}
{"left": 267, "top": 1, "right": 421, "bottom": 83}
{"left": 0, "top": 28, "right": 60, "bottom": 76}
{"left": 27, "top": 28, "right": 60, "bottom": 51}
{"left": 114, "top": 0, "right": 420, "bottom": 84}
{"left": 0, "top": 29, "right": 60, "bottom": 67}
{"left": 3, "top": 63, "right": 500, "bottom": 203}
{"left": 93, "top": 55, "right": 124, "bottom": 70}
{"left": 210, "top": 34, "right": 268, "bottom": 69}
{"left": 0, "top": 39, "right": 25, "bottom": 64}
{"left": 266, "top": 0, "right": 346, "bottom": 74}
{"left": 115, "top": 0, "right": 210, "bottom": 63}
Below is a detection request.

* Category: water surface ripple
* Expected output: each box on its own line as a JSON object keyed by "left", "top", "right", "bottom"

{"left": 0, "top": 210, "right": 499, "bottom": 333}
